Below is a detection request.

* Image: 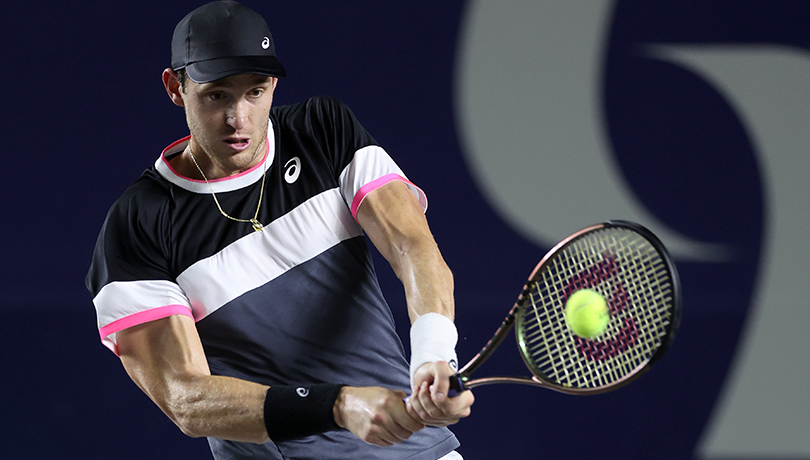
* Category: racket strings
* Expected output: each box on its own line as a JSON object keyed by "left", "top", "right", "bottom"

{"left": 517, "top": 227, "right": 674, "bottom": 390}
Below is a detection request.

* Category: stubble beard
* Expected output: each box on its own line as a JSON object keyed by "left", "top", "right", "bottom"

{"left": 188, "top": 117, "right": 269, "bottom": 177}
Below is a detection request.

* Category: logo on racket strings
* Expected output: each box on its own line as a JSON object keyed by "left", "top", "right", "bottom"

{"left": 562, "top": 254, "right": 638, "bottom": 361}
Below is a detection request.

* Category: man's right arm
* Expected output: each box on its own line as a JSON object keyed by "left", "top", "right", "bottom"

{"left": 117, "top": 314, "right": 270, "bottom": 443}
{"left": 116, "top": 314, "right": 424, "bottom": 446}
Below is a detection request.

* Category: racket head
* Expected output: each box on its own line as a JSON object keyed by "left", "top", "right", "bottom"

{"left": 514, "top": 220, "right": 681, "bottom": 394}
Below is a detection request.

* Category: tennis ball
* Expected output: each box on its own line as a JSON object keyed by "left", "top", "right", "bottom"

{"left": 564, "top": 289, "right": 609, "bottom": 339}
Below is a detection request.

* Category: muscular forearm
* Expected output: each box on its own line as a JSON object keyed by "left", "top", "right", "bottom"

{"left": 157, "top": 373, "right": 269, "bottom": 443}
{"left": 161, "top": 379, "right": 422, "bottom": 446}
{"left": 118, "top": 316, "right": 270, "bottom": 444}
{"left": 356, "top": 180, "right": 455, "bottom": 323}
{"left": 396, "top": 236, "right": 455, "bottom": 323}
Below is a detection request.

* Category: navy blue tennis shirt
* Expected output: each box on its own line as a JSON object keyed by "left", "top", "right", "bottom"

{"left": 87, "top": 96, "right": 459, "bottom": 459}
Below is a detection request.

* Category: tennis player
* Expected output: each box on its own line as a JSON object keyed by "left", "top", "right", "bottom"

{"left": 86, "top": 1, "right": 473, "bottom": 459}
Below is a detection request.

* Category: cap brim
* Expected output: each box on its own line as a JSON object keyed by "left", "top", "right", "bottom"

{"left": 184, "top": 55, "right": 287, "bottom": 83}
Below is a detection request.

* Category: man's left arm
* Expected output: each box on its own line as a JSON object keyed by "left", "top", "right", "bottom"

{"left": 355, "top": 179, "right": 474, "bottom": 426}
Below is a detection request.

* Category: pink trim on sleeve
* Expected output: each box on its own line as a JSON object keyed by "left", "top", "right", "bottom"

{"left": 99, "top": 305, "right": 194, "bottom": 356}
{"left": 350, "top": 173, "right": 424, "bottom": 219}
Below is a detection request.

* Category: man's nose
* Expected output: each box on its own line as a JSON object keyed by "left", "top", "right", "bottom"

{"left": 226, "top": 101, "right": 250, "bottom": 129}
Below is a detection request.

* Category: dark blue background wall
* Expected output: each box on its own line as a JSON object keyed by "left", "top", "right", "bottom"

{"left": 2, "top": 1, "right": 808, "bottom": 459}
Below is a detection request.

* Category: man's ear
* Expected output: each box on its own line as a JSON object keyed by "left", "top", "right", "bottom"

{"left": 162, "top": 68, "right": 185, "bottom": 107}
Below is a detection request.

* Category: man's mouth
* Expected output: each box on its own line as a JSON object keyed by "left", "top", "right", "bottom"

{"left": 224, "top": 137, "right": 251, "bottom": 151}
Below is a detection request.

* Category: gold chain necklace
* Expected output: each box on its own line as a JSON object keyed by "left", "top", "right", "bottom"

{"left": 187, "top": 144, "right": 267, "bottom": 233}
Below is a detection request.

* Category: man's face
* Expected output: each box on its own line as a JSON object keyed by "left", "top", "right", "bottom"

{"left": 180, "top": 73, "right": 277, "bottom": 177}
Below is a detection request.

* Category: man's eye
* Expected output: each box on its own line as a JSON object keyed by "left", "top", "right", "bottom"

{"left": 209, "top": 92, "right": 225, "bottom": 101}
{"left": 250, "top": 89, "right": 264, "bottom": 97}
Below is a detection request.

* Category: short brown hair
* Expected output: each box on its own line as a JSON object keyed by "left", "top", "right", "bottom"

{"left": 175, "top": 68, "right": 188, "bottom": 92}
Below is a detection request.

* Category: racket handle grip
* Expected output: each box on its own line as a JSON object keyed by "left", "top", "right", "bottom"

{"left": 447, "top": 374, "right": 466, "bottom": 398}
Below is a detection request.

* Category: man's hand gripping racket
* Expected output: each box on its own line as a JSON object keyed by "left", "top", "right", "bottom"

{"left": 449, "top": 220, "right": 682, "bottom": 396}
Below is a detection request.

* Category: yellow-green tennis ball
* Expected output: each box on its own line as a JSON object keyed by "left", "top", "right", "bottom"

{"left": 565, "top": 289, "right": 609, "bottom": 339}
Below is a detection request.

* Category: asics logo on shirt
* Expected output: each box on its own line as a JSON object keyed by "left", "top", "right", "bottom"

{"left": 296, "top": 387, "right": 309, "bottom": 397}
{"left": 284, "top": 157, "right": 301, "bottom": 184}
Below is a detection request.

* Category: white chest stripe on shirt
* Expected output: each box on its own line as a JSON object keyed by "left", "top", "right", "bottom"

{"left": 177, "top": 187, "right": 364, "bottom": 321}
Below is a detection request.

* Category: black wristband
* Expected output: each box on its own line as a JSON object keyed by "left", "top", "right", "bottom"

{"left": 263, "top": 383, "right": 345, "bottom": 442}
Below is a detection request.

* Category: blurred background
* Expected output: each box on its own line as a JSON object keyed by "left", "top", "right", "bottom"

{"left": 2, "top": 1, "right": 808, "bottom": 458}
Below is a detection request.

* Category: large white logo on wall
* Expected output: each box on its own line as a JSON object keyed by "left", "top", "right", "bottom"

{"left": 652, "top": 47, "right": 810, "bottom": 458}
{"left": 455, "top": 0, "right": 724, "bottom": 261}
{"left": 455, "top": 0, "right": 810, "bottom": 457}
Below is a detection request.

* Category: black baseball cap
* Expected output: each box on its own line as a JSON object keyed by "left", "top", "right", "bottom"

{"left": 171, "top": 1, "right": 286, "bottom": 83}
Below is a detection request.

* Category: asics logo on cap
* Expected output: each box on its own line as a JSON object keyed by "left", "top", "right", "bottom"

{"left": 262, "top": 37, "right": 270, "bottom": 49}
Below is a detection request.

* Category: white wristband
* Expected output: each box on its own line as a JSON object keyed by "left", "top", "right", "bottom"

{"left": 409, "top": 313, "right": 459, "bottom": 391}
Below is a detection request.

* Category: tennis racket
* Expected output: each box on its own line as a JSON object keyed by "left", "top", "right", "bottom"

{"left": 449, "top": 220, "right": 681, "bottom": 396}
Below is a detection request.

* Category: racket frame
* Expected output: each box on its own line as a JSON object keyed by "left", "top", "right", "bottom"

{"left": 450, "top": 220, "right": 682, "bottom": 396}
